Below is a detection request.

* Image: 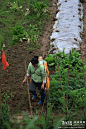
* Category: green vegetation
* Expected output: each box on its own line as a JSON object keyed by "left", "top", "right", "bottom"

{"left": 28, "top": 0, "right": 48, "bottom": 19}
{"left": 0, "top": 92, "right": 11, "bottom": 129}
{"left": 0, "top": 0, "right": 50, "bottom": 48}
{"left": 0, "top": 92, "right": 64, "bottom": 129}
{"left": 10, "top": 23, "right": 29, "bottom": 44}
{"left": 45, "top": 49, "right": 86, "bottom": 114}
{"left": 1, "top": 90, "right": 85, "bottom": 128}
{"left": 0, "top": 0, "right": 86, "bottom": 128}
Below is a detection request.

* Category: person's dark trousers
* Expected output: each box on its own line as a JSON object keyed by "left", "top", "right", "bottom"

{"left": 29, "top": 79, "right": 45, "bottom": 96}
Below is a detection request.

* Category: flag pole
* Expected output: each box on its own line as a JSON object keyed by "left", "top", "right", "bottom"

{"left": 66, "top": 51, "right": 71, "bottom": 101}
{"left": 25, "top": 60, "right": 32, "bottom": 118}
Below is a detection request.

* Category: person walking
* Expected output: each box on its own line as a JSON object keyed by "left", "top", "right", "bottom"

{"left": 38, "top": 56, "right": 50, "bottom": 90}
{"left": 23, "top": 57, "right": 46, "bottom": 104}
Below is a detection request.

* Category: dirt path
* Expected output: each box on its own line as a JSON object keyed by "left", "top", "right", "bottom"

{"left": 80, "top": 1, "right": 86, "bottom": 61}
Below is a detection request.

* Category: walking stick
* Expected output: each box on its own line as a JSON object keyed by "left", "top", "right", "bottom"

{"left": 57, "top": 59, "right": 68, "bottom": 114}
{"left": 66, "top": 51, "right": 71, "bottom": 101}
{"left": 41, "top": 80, "right": 49, "bottom": 115}
{"left": 47, "top": 88, "right": 53, "bottom": 127}
{"left": 25, "top": 60, "right": 32, "bottom": 118}
{"left": 41, "top": 79, "right": 53, "bottom": 127}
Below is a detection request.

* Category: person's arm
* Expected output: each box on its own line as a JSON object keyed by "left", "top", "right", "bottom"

{"left": 22, "top": 63, "right": 31, "bottom": 84}
{"left": 22, "top": 74, "right": 28, "bottom": 84}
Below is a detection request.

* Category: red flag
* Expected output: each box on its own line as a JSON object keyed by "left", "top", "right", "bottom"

{"left": 1, "top": 50, "right": 9, "bottom": 70}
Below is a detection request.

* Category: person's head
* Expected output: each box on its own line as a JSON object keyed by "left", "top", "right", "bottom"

{"left": 31, "top": 57, "right": 38, "bottom": 67}
{"left": 38, "top": 56, "right": 43, "bottom": 61}
{"left": 34, "top": 56, "right": 38, "bottom": 60}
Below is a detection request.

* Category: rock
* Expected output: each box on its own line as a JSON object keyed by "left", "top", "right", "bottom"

{"left": 79, "top": 18, "right": 82, "bottom": 21}
{"left": 56, "top": 30, "right": 60, "bottom": 32}
{"left": 58, "top": 3, "right": 61, "bottom": 6}
{"left": 78, "top": 12, "right": 81, "bottom": 15}
{"left": 56, "top": 9, "right": 60, "bottom": 13}
{"left": 53, "top": 17, "right": 57, "bottom": 21}
{"left": 51, "top": 38, "right": 55, "bottom": 42}
{"left": 78, "top": 25, "right": 81, "bottom": 28}
{"left": 48, "top": 50, "right": 53, "bottom": 54}
{"left": 51, "top": 44, "right": 55, "bottom": 47}
{"left": 78, "top": 4, "right": 81, "bottom": 7}
{"left": 74, "top": 38, "right": 77, "bottom": 41}
{"left": 53, "top": 47, "right": 57, "bottom": 50}
{"left": 78, "top": 8, "right": 81, "bottom": 11}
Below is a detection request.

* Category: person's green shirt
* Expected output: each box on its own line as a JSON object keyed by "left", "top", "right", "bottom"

{"left": 27, "top": 62, "right": 46, "bottom": 83}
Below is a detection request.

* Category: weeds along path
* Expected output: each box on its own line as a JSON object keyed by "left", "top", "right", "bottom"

{"left": 0, "top": 0, "right": 57, "bottom": 114}
{"left": 80, "top": 1, "right": 86, "bottom": 61}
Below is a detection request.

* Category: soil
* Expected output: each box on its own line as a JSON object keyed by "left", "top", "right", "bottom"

{"left": 0, "top": 0, "right": 86, "bottom": 122}
{"left": 0, "top": 0, "right": 57, "bottom": 115}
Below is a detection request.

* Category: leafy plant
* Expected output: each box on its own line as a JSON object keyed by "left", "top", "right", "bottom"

{"left": 29, "top": 0, "right": 47, "bottom": 18}
{"left": 10, "top": 23, "right": 29, "bottom": 44}
{"left": 45, "top": 54, "right": 55, "bottom": 66}
{"left": 28, "top": 24, "right": 39, "bottom": 44}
